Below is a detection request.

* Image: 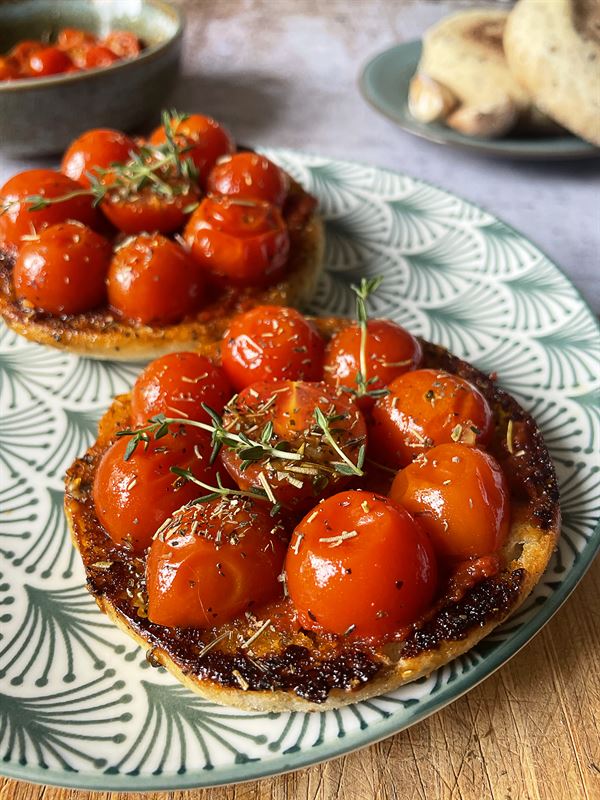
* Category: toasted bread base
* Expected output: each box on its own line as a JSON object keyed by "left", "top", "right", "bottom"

{"left": 65, "top": 327, "right": 560, "bottom": 711}
{"left": 0, "top": 185, "right": 324, "bottom": 360}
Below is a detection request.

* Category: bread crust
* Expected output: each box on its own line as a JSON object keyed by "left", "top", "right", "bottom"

{"left": 504, "top": 0, "right": 600, "bottom": 145}
{"left": 0, "top": 182, "right": 324, "bottom": 360}
{"left": 64, "top": 321, "right": 560, "bottom": 711}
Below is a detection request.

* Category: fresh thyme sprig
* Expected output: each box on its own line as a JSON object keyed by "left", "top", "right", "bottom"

{"left": 313, "top": 407, "right": 365, "bottom": 476}
{"left": 343, "top": 276, "right": 390, "bottom": 400}
{"left": 2, "top": 110, "right": 199, "bottom": 217}
{"left": 169, "top": 468, "right": 282, "bottom": 514}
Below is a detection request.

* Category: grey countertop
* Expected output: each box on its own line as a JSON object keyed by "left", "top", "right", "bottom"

{"left": 2, "top": 0, "right": 598, "bottom": 312}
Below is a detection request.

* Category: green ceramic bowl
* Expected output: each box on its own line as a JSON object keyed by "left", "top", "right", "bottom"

{"left": 0, "top": 0, "right": 184, "bottom": 158}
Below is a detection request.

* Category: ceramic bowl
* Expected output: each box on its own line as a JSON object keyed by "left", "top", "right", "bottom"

{"left": 0, "top": 0, "right": 184, "bottom": 158}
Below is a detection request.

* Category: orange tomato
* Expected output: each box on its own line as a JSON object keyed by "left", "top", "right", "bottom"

{"left": 146, "top": 498, "right": 287, "bottom": 628}
{"left": 93, "top": 426, "right": 217, "bottom": 554}
{"left": 286, "top": 490, "right": 437, "bottom": 637}
{"left": 107, "top": 233, "right": 205, "bottom": 326}
{"left": 61, "top": 128, "right": 138, "bottom": 188}
{"left": 207, "top": 152, "right": 289, "bottom": 206}
{"left": 389, "top": 443, "right": 510, "bottom": 560}
{"left": 27, "top": 46, "right": 72, "bottom": 76}
{"left": 369, "top": 369, "right": 493, "bottom": 468}
{"left": 221, "top": 305, "right": 325, "bottom": 390}
{"left": 12, "top": 222, "right": 110, "bottom": 315}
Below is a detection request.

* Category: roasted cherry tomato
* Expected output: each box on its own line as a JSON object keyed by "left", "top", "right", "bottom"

{"left": 221, "top": 305, "right": 325, "bottom": 390}
{"left": 100, "top": 176, "right": 196, "bottom": 234}
{"left": 27, "top": 46, "right": 72, "bottom": 76}
{"left": 0, "top": 56, "right": 19, "bottom": 81}
{"left": 13, "top": 221, "right": 111, "bottom": 315}
{"left": 220, "top": 380, "right": 367, "bottom": 510}
{"left": 207, "top": 152, "right": 289, "bottom": 207}
{"left": 107, "top": 233, "right": 205, "bottom": 326}
{"left": 61, "top": 128, "right": 138, "bottom": 188}
{"left": 389, "top": 443, "right": 510, "bottom": 560}
{"left": 131, "top": 352, "right": 233, "bottom": 426}
{"left": 286, "top": 490, "right": 437, "bottom": 637}
{"left": 9, "top": 40, "right": 43, "bottom": 68}
{"left": 146, "top": 497, "right": 287, "bottom": 628}
{"left": 80, "top": 44, "right": 118, "bottom": 69}
{"left": 56, "top": 28, "right": 96, "bottom": 50}
{"left": 93, "top": 426, "right": 217, "bottom": 554}
{"left": 184, "top": 196, "right": 289, "bottom": 287}
{"left": 101, "top": 31, "right": 142, "bottom": 58}
{"left": 369, "top": 369, "right": 493, "bottom": 468}
{"left": 0, "top": 169, "right": 100, "bottom": 256}
{"left": 149, "top": 113, "right": 234, "bottom": 186}
{"left": 324, "top": 319, "right": 422, "bottom": 409}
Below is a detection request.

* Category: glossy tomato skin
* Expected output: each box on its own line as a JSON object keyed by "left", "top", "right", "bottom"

{"left": 146, "top": 498, "right": 287, "bottom": 628}
{"left": 93, "top": 426, "right": 218, "bottom": 554}
{"left": 149, "top": 114, "right": 235, "bottom": 186}
{"left": 100, "top": 180, "right": 196, "bottom": 235}
{"left": 286, "top": 490, "right": 437, "bottom": 638}
{"left": 56, "top": 28, "right": 96, "bottom": 50}
{"left": 61, "top": 129, "right": 138, "bottom": 188}
{"left": 27, "top": 46, "right": 72, "bottom": 76}
{"left": 81, "top": 45, "right": 118, "bottom": 69}
{"left": 390, "top": 443, "right": 510, "bottom": 560}
{"left": 369, "top": 369, "right": 493, "bottom": 468}
{"left": 131, "top": 352, "right": 233, "bottom": 426}
{"left": 9, "top": 41, "right": 43, "bottom": 67}
{"left": 324, "top": 320, "right": 423, "bottom": 409}
{"left": 107, "top": 233, "right": 205, "bottom": 326}
{"left": 184, "top": 196, "right": 289, "bottom": 287}
{"left": 220, "top": 380, "right": 367, "bottom": 511}
{"left": 13, "top": 222, "right": 111, "bottom": 315}
{"left": 207, "top": 152, "right": 289, "bottom": 206}
{"left": 102, "top": 31, "right": 142, "bottom": 58}
{"left": 221, "top": 305, "right": 325, "bottom": 390}
{"left": 0, "top": 169, "right": 100, "bottom": 256}
{"left": 0, "top": 56, "right": 19, "bottom": 81}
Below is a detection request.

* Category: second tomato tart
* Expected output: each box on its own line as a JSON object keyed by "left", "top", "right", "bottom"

{"left": 0, "top": 112, "right": 323, "bottom": 360}
{"left": 64, "top": 289, "right": 560, "bottom": 711}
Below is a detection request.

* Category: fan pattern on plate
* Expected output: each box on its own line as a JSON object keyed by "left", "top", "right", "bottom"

{"left": 0, "top": 151, "right": 598, "bottom": 790}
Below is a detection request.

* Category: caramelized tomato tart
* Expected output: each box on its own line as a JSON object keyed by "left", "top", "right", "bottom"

{"left": 0, "top": 111, "right": 324, "bottom": 359}
{"left": 65, "top": 295, "right": 560, "bottom": 711}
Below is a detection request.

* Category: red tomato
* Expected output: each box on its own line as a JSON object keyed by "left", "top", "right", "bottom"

{"left": 0, "top": 56, "right": 20, "bottom": 81}
{"left": 324, "top": 320, "right": 422, "bottom": 409}
{"left": 9, "top": 41, "right": 43, "bottom": 67}
{"left": 27, "top": 47, "right": 72, "bottom": 76}
{"left": 100, "top": 177, "right": 196, "bottom": 234}
{"left": 102, "top": 31, "right": 141, "bottom": 58}
{"left": 61, "top": 129, "right": 138, "bottom": 188}
{"left": 220, "top": 380, "right": 367, "bottom": 510}
{"left": 56, "top": 28, "right": 96, "bottom": 50}
{"left": 221, "top": 305, "right": 325, "bottom": 390}
{"left": 369, "top": 369, "right": 493, "bottom": 468}
{"left": 207, "top": 152, "right": 289, "bottom": 207}
{"left": 389, "top": 443, "right": 510, "bottom": 560}
{"left": 12, "top": 222, "right": 110, "bottom": 315}
{"left": 93, "top": 426, "right": 218, "bottom": 554}
{"left": 146, "top": 498, "right": 287, "bottom": 628}
{"left": 107, "top": 233, "right": 205, "bottom": 326}
{"left": 80, "top": 44, "right": 118, "bottom": 69}
{"left": 184, "top": 196, "right": 289, "bottom": 287}
{"left": 131, "top": 352, "right": 233, "bottom": 426}
{"left": 149, "top": 114, "right": 234, "bottom": 186}
{"left": 286, "top": 491, "right": 437, "bottom": 637}
{"left": 0, "top": 169, "right": 100, "bottom": 256}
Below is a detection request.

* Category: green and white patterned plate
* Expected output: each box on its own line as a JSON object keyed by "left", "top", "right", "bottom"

{"left": 0, "top": 150, "right": 598, "bottom": 791}
{"left": 360, "top": 41, "right": 600, "bottom": 160}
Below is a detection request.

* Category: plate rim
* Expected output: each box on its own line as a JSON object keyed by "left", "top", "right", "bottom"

{"left": 1, "top": 148, "right": 599, "bottom": 791}
{"left": 358, "top": 40, "right": 600, "bottom": 161}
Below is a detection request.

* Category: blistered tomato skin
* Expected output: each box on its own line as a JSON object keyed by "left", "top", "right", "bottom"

{"left": 221, "top": 305, "right": 325, "bottom": 390}
{"left": 389, "top": 443, "right": 510, "bottom": 560}
{"left": 13, "top": 222, "right": 111, "bottom": 315}
{"left": 286, "top": 491, "right": 437, "bottom": 638}
{"left": 92, "top": 427, "right": 218, "bottom": 554}
{"left": 369, "top": 369, "right": 493, "bottom": 468}
{"left": 149, "top": 114, "right": 235, "bottom": 186}
{"left": 131, "top": 352, "right": 233, "bottom": 426}
{"left": 146, "top": 498, "right": 287, "bottom": 628}
{"left": 107, "top": 233, "right": 205, "bottom": 326}
{"left": 207, "top": 152, "right": 289, "bottom": 207}
{"left": 324, "top": 319, "right": 422, "bottom": 409}
{"left": 61, "top": 129, "right": 138, "bottom": 188}
{"left": 184, "top": 196, "right": 290, "bottom": 287}
{"left": 0, "top": 169, "right": 100, "bottom": 256}
{"left": 220, "top": 381, "right": 367, "bottom": 511}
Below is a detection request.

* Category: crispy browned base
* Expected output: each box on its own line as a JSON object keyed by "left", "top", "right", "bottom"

{"left": 0, "top": 184, "right": 324, "bottom": 360}
{"left": 64, "top": 324, "right": 560, "bottom": 711}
